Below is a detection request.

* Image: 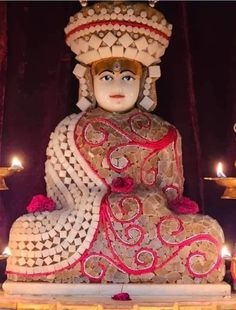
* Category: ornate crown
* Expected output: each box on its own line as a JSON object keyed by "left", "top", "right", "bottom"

{"left": 65, "top": 2, "right": 172, "bottom": 67}
{"left": 65, "top": 2, "right": 172, "bottom": 112}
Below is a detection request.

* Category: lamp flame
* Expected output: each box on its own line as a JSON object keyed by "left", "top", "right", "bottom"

{"left": 11, "top": 157, "right": 23, "bottom": 169}
{"left": 216, "top": 162, "right": 226, "bottom": 178}
{"left": 221, "top": 245, "right": 231, "bottom": 259}
{"left": 2, "top": 246, "right": 11, "bottom": 256}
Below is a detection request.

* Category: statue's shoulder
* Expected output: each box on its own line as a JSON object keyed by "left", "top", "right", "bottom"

{"left": 149, "top": 112, "right": 171, "bottom": 127}
{"left": 48, "top": 113, "right": 84, "bottom": 145}
{"left": 150, "top": 112, "right": 180, "bottom": 134}
{"left": 55, "top": 112, "right": 84, "bottom": 130}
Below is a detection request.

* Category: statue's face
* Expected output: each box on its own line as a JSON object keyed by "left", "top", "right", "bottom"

{"left": 92, "top": 58, "right": 142, "bottom": 113}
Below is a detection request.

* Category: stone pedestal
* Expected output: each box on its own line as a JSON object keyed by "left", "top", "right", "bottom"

{"left": 3, "top": 281, "right": 231, "bottom": 298}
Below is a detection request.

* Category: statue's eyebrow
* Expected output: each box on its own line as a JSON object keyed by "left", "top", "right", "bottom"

{"left": 120, "top": 70, "right": 135, "bottom": 74}
{"left": 99, "top": 70, "right": 113, "bottom": 75}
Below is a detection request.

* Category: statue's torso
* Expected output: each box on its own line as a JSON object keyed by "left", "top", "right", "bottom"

{"left": 74, "top": 107, "right": 183, "bottom": 197}
{"left": 6, "top": 108, "right": 225, "bottom": 284}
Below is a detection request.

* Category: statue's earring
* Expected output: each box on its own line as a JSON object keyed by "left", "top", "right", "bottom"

{"left": 149, "top": 0, "right": 159, "bottom": 7}
{"left": 139, "top": 65, "right": 161, "bottom": 112}
{"left": 73, "top": 64, "right": 95, "bottom": 111}
{"left": 79, "top": 0, "right": 88, "bottom": 7}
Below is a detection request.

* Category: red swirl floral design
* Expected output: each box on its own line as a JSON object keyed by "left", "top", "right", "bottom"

{"left": 81, "top": 194, "right": 158, "bottom": 280}
{"left": 82, "top": 122, "right": 108, "bottom": 147}
{"left": 81, "top": 252, "right": 120, "bottom": 282}
{"left": 128, "top": 112, "right": 151, "bottom": 136}
{"left": 156, "top": 215, "right": 222, "bottom": 277}
{"left": 7, "top": 112, "right": 222, "bottom": 282}
{"left": 107, "top": 195, "right": 142, "bottom": 224}
{"left": 79, "top": 113, "right": 179, "bottom": 187}
{"left": 76, "top": 112, "right": 222, "bottom": 282}
{"left": 81, "top": 213, "right": 222, "bottom": 281}
{"left": 105, "top": 194, "right": 145, "bottom": 247}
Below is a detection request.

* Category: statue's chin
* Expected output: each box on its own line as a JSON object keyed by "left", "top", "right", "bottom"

{"left": 97, "top": 104, "right": 136, "bottom": 114}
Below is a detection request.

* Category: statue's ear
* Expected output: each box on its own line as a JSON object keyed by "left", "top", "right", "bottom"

{"left": 73, "top": 63, "right": 96, "bottom": 112}
{"left": 137, "top": 65, "right": 161, "bottom": 112}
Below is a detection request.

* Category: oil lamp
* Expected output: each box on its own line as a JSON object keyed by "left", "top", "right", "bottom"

{"left": 0, "top": 247, "right": 11, "bottom": 261}
{"left": 0, "top": 157, "right": 23, "bottom": 261}
{"left": 204, "top": 123, "right": 236, "bottom": 199}
{"left": 221, "top": 244, "right": 236, "bottom": 290}
{"left": 0, "top": 157, "right": 23, "bottom": 190}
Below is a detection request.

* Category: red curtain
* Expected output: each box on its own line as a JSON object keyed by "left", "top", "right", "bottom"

{"left": 0, "top": 1, "right": 7, "bottom": 280}
{"left": 0, "top": 2, "right": 7, "bottom": 246}
{"left": 0, "top": 3, "right": 236, "bottom": 282}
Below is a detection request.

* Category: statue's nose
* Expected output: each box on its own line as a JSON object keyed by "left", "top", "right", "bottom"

{"left": 112, "top": 78, "right": 123, "bottom": 92}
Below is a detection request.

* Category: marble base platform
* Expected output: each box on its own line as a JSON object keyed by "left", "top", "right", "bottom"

{"left": 3, "top": 281, "right": 231, "bottom": 298}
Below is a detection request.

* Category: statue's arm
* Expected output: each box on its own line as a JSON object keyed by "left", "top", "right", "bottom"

{"left": 158, "top": 126, "right": 199, "bottom": 214}
{"left": 159, "top": 127, "right": 184, "bottom": 202}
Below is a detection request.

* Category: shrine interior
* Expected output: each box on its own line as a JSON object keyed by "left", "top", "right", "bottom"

{"left": 0, "top": 1, "right": 235, "bottom": 284}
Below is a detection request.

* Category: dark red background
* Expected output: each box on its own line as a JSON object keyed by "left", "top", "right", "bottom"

{"left": 0, "top": 1, "right": 235, "bottom": 280}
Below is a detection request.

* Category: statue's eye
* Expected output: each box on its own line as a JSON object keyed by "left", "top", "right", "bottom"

{"left": 100, "top": 75, "right": 113, "bottom": 81}
{"left": 122, "top": 75, "right": 135, "bottom": 81}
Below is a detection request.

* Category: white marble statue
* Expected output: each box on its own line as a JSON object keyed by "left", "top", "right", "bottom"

{"left": 6, "top": 2, "right": 225, "bottom": 284}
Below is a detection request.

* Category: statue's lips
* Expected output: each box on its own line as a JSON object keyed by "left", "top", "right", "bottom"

{"left": 109, "top": 95, "right": 125, "bottom": 99}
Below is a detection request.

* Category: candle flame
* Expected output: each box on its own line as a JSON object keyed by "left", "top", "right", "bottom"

{"left": 2, "top": 247, "right": 11, "bottom": 256}
{"left": 11, "top": 157, "right": 23, "bottom": 169}
{"left": 221, "top": 245, "right": 231, "bottom": 259}
{"left": 216, "top": 162, "right": 226, "bottom": 178}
